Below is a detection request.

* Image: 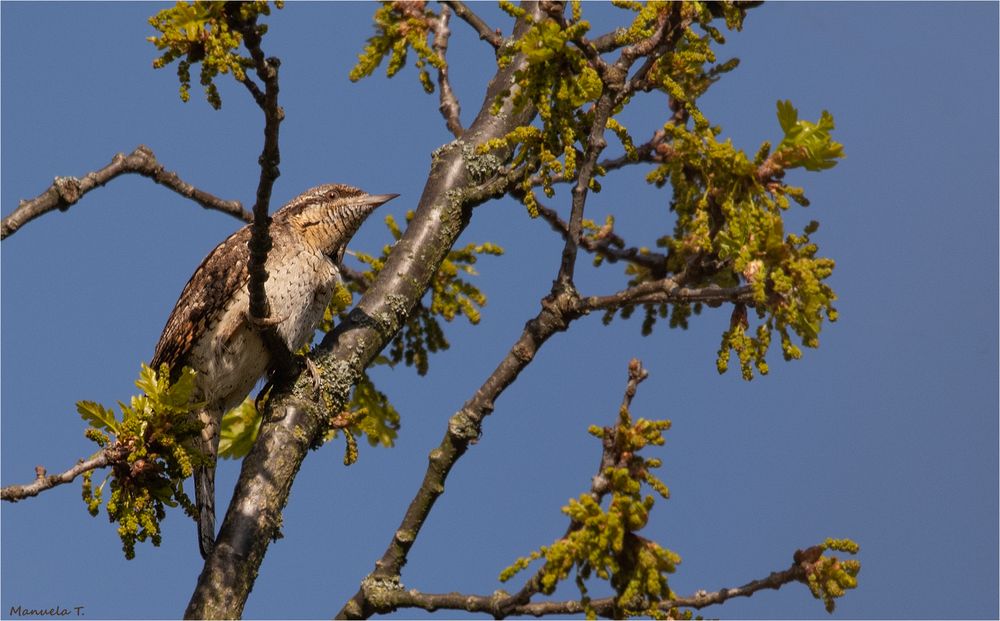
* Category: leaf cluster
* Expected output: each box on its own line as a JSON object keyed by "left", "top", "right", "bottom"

{"left": 501, "top": 394, "right": 679, "bottom": 619}
{"left": 78, "top": 364, "right": 203, "bottom": 559}
{"left": 467, "top": 3, "right": 841, "bottom": 383}
{"left": 608, "top": 98, "right": 843, "bottom": 380}
{"left": 645, "top": 5, "right": 744, "bottom": 132}
{"left": 349, "top": 1, "right": 445, "bottom": 94}
{"left": 481, "top": 7, "right": 605, "bottom": 217}
{"left": 148, "top": 1, "right": 282, "bottom": 108}
{"left": 797, "top": 538, "right": 862, "bottom": 613}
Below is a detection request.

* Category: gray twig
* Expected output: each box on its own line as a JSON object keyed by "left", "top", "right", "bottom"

{"left": 1, "top": 448, "right": 123, "bottom": 502}
{"left": 2, "top": 146, "right": 249, "bottom": 240}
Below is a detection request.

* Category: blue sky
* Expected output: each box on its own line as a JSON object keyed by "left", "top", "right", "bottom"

{"left": 2, "top": 3, "right": 997, "bottom": 619}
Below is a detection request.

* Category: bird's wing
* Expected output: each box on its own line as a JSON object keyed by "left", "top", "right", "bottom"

{"left": 151, "top": 226, "right": 251, "bottom": 374}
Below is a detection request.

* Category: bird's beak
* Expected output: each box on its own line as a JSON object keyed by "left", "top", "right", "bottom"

{"left": 338, "top": 192, "right": 398, "bottom": 239}
{"left": 365, "top": 193, "right": 399, "bottom": 206}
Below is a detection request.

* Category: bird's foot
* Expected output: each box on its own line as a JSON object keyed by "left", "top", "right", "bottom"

{"left": 243, "top": 310, "right": 289, "bottom": 328}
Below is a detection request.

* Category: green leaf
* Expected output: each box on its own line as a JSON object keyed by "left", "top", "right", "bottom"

{"left": 77, "top": 400, "right": 119, "bottom": 434}
{"left": 134, "top": 363, "right": 160, "bottom": 399}
{"left": 776, "top": 99, "right": 798, "bottom": 134}
{"left": 218, "top": 398, "right": 262, "bottom": 459}
{"left": 775, "top": 100, "right": 844, "bottom": 172}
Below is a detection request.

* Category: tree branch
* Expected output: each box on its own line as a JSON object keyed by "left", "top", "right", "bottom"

{"left": 554, "top": 25, "right": 628, "bottom": 286}
{"left": 185, "top": 4, "right": 547, "bottom": 618}
{"left": 579, "top": 279, "right": 753, "bottom": 311}
{"left": 238, "top": 75, "right": 267, "bottom": 109}
{"left": 1, "top": 446, "right": 125, "bottom": 502}
{"left": 556, "top": 90, "right": 613, "bottom": 286}
{"left": 441, "top": 0, "right": 502, "bottom": 50}
{"left": 337, "top": 286, "right": 583, "bottom": 619}
{"left": 339, "top": 264, "right": 369, "bottom": 290}
{"left": 359, "top": 552, "right": 812, "bottom": 617}
{"left": 431, "top": 5, "right": 464, "bottom": 138}
{"left": 1, "top": 145, "right": 250, "bottom": 240}
{"left": 231, "top": 11, "right": 295, "bottom": 378}
{"left": 590, "top": 28, "right": 626, "bottom": 54}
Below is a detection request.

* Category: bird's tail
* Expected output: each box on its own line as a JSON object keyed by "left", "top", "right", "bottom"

{"left": 194, "top": 464, "right": 216, "bottom": 559}
{"left": 194, "top": 407, "right": 221, "bottom": 559}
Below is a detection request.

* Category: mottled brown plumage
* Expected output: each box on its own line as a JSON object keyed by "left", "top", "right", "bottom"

{"left": 151, "top": 183, "right": 396, "bottom": 558}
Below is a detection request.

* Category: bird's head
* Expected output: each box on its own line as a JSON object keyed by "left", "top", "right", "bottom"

{"left": 274, "top": 183, "right": 398, "bottom": 260}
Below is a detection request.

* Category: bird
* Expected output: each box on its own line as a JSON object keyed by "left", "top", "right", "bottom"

{"left": 150, "top": 183, "right": 397, "bottom": 558}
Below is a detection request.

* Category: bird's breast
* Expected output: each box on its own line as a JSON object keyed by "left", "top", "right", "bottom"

{"left": 187, "top": 248, "right": 338, "bottom": 411}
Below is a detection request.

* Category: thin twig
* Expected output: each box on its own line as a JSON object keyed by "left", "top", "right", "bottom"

{"left": 432, "top": 5, "right": 464, "bottom": 138}
{"left": 556, "top": 7, "right": 682, "bottom": 288}
{"left": 755, "top": 148, "right": 794, "bottom": 189}
{"left": 549, "top": 7, "right": 687, "bottom": 287}
{"left": 534, "top": 200, "right": 668, "bottom": 275}
{"left": 617, "top": 5, "right": 675, "bottom": 67}
{"left": 442, "top": 0, "right": 502, "bottom": 50}
{"left": 591, "top": 29, "right": 626, "bottom": 53}
{"left": 579, "top": 278, "right": 754, "bottom": 311}
{"left": 554, "top": 17, "right": 628, "bottom": 286}
{"left": 556, "top": 84, "right": 614, "bottom": 286}
{"left": 339, "top": 264, "right": 369, "bottom": 290}
{"left": 1, "top": 145, "right": 250, "bottom": 240}
{"left": 239, "top": 76, "right": 267, "bottom": 109}
{"left": 1, "top": 447, "right": 124, "bottom": 502}
{"left": 620, "top": 6, "right": 686, "bottom": 102}
{"left": 620, "top": 357, "right": 649, "bottom": 411}
{"left": 552, "top": 12, "right": 609, "bottom": 78}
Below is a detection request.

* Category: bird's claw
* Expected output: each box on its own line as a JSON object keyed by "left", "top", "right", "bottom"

{"left": 303, "top": 357, "right": 323, "bottom": 396}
